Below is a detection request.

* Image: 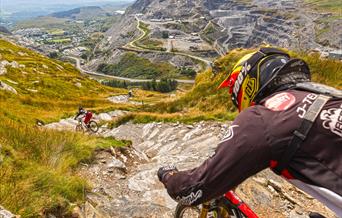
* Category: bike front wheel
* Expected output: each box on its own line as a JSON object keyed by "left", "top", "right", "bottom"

{"left": 174, "top": 203, "right": 201, "bottom": 218}
{"left": 175, "top": 197, "right": 245, "bottom": 218}
{"left": 75, "top": 124, "right": 84, "bottom": 132}
{"left": 88, "top": 120, "right": 99, "bottom": 133}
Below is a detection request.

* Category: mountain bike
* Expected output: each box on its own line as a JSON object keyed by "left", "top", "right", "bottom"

{"left": 175, "top": 190, "right": 258, "bottom": 218}
{"left": 75, "top": 117, "right": 99, "bottom": 133}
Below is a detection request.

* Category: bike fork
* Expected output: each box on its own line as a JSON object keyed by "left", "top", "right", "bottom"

{"left": 200, "top": 202, "right": 210, "bottom": 218}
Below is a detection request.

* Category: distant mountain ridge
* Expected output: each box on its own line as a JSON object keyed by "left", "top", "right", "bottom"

{"left": 127, "top": 0, "right": 236, "bottom": 18}
{"left": 0, "top": 26, "right": 12, "bottom": 35}
{"left": 50, "top": 6, "right": 111, "bottom": 19}
{"left": 102, "top": 0, "right": 341, "bottom": 59}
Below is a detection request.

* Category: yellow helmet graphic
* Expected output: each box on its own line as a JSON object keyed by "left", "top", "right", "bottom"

{"left": 218, "top": 47, "right": 310, "bottom": 111}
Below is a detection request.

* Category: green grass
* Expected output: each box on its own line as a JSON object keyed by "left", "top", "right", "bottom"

{"left": 133, "top": 21, "right": 166, "bottom": 51}
{"left": 304, "top": 0, "right": 342, "bottom": 13}
{"left": 143, "top": 48, "right": 342, "bottom": 121}
{"left": 0, "top": 120, "right": 126, "bottom": 217}
{"left": 48, "top": 38, "right": 72, "bottom": 44}
{"left": 0, "top": 39, "right": 133, "bottom": 216}
{"left": 138, "top": 21, "right": 150, "bottom": 39}
{"left": 97, "top": 52, "right": 180, "bottom": 79}
{"left": 138, "top": 38, "right": 166, "bottom": 51}
{"left": 48, "top": 29, "right": 65, "bottom": 35}
{"left": 14, "top": 17, "right": 69, "bottom": 30}
{"left": 0, "top": 39, "right": 127, "bottom": 123}
{"left": 107, "top": 111, "right": 237, "bottom": 128}
{"left": 1, "top": 39, "right": 341, "bottom": 216}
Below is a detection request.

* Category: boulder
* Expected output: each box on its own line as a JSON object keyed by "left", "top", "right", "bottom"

{"left": 0, "top": 66, "right": 6, "bottom": 75}
{"left": 107, "top": 157, "right": 126, "bottom": 170}
{"left": 0, "top": 206, "right": 16, "bottom": 218}
{"left": 0, "top": 81, "right": 17, "bottom": 94}
{"left": 6, "top": 79, "right": 18, "bottom": 85}
{"left": 9, "top": 61, "right": 19, "bottom": 68}
{"left": 0, "top": 61, "right": 8, "bottom": 75}
{"left": 27, "top": 88, "right": 38, "bottom": 93}
{"left": 17, "top": 51, "right": 28, "bottom": 56}
{"left": 97, "top": 113, "right": 113, "bottom": 121}
{"left": 107, "top": 95, "right": 129, "bottom": 103}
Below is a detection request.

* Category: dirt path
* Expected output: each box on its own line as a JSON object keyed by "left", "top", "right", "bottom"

{"left": 68, "top": 56, "right": 195, "bottom": 84}
{"left": 124, "top": 16, "right": 212, "bottom": 68}
{"left": 73, "top": 120, "right": 336, "bottom": 218}
{"left": 43, "top": 109, "right": 336, "bottom": 218}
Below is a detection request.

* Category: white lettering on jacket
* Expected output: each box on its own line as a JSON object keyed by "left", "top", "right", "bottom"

{"left": 221, "top": 125, "right": 239, "bottom": 143}
{"left": 320, "top": 104, "right": 342, "bottom": 137}
{"left": 176, "top": 190, "right": 203, "bottom": 205}
{"left": 296, "top": 93, "right": 318, "bottom": 118}
{"left": 265, "top": 92, "right": 296, "bottom": 111}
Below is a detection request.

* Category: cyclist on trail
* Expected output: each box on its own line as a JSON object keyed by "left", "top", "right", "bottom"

{"left": 157, "top": 47, "right": 342, "bottom": 216}
{"left": 74, "top": 107, "right": 93, "bottom": 127}
{"left": 128, "top": 90, "right": 133, "bottom": 98}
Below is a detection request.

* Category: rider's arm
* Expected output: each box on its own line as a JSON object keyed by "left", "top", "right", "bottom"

{"left": 161, "top": 106, "right": 271, "bottom": 205}
{"left": 74, "top": 110, "right": 86, "bottom": 120}
{"left": 74, "top": 112, "right": 82, "bottom": 120}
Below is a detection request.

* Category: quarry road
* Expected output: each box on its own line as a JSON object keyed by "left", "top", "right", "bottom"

{"left": 67, "top": 56, "right": 195, "bottom": 84}
{"left": 123, "top": 15, "right": 212, "bottom": 68}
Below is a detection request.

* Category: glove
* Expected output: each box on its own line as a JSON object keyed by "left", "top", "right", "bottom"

{"left": 309, "top": 212, "right": 326, "bottom": 218}
{"left": 157, "top": 165, "right": 178, "bottom": 184}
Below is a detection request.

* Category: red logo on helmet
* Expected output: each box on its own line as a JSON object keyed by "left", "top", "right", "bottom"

{"left": 265, "top": 92, "right": 296, "bottom": 111}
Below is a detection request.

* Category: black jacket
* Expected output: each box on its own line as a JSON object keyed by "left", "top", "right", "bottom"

{"left": 163, "top": 90, "right": 342, "bottom": 216}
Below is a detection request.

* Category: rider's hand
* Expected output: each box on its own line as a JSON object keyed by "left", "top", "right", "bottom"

{"left": 157, "top": 165, "right": 178, "bottom": 185}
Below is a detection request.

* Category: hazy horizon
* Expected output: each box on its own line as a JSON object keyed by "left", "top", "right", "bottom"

{"left": 0, "top": 0, "right": 134, "bottom": 23}
{"left": 0, "top": 0, "right": 134, "bottom": 12}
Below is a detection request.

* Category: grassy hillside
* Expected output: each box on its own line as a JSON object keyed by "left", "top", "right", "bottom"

{"left": 0, "top": 39, "right": 133, "bottom": 217}
{"left": 0, "top": 39, "right": 127, "bottom": 123}
{"left": 13, "top": 7, "right": 119, "bottom": 36}
{"left": 1, "top": 40, "right": 341, "bottom": 216}
{"left": 304, "top": 0, "right": 342, "bottom": 13}
{"left": 97, "top": 52, "right": 183, "bottom": 79}
{"left": 137, "top": 48, "right": 342, "bottom": 122}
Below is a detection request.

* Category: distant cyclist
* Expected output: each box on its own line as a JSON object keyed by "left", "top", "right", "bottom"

{"left": 158, "top": 47, "right": 342, "bottom": 216}
{"left": 128, "top": 90, "right": 133, "bottom": 98}
{"left": 74, "top": 107, "right": 93, "bottom": 127}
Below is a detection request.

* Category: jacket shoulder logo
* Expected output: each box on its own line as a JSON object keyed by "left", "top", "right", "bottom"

{"left": 320, "top": 104, "right": 342, "bottom": 137}
{"left": 265, "top": 92, "right": 296, "bottom": 111}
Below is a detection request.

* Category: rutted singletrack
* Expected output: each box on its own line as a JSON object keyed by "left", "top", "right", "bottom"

{"left": 45, "top": 111, "right": 336, "bottom": 218}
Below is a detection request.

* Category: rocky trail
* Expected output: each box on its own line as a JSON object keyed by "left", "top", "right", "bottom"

{"left": 43, "top": 110, "right": 336, "bottom": 218}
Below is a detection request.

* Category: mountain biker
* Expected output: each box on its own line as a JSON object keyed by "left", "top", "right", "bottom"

{"left": 157, "top": 47, "right": 342, "bottom": 216}
{"left": 74, "top": 106, "right": 93, "bottom": 127}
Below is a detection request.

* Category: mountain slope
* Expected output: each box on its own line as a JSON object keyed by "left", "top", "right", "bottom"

{"left": 146, "top": 48, "right": 342, "bottom": 117}
{"left": 0, "top": 38, "right": 130, "bottom": 217}
{"left": 0, "top": 26, "right": 11, "bottom": 35}
{"left": 50, "top": 6, "right": 110, "bottom": 19}
{"left": 0, "top": 39, "right": 125, "bottom": 123}
{"left": 102, "top": 0, "right": 341, "bottom": 63}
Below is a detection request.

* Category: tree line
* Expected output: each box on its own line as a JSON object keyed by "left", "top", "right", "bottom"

{"left": 102, "top": 78, "right": 178, "bottom": 93}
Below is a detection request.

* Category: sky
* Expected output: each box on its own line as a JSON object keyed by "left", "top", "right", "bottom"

{"left": 2, "top": 0, "right": 132, "bottom": 4}
{"left": 0, "top": 0, "right": 134, "bottom": 22}
{"left": 0, "top": 0, "right": 134, "bottom": 12}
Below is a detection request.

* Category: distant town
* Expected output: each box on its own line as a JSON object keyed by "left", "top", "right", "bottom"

{"left": 14, "top": 27, "right": 88, "bottom": 57}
